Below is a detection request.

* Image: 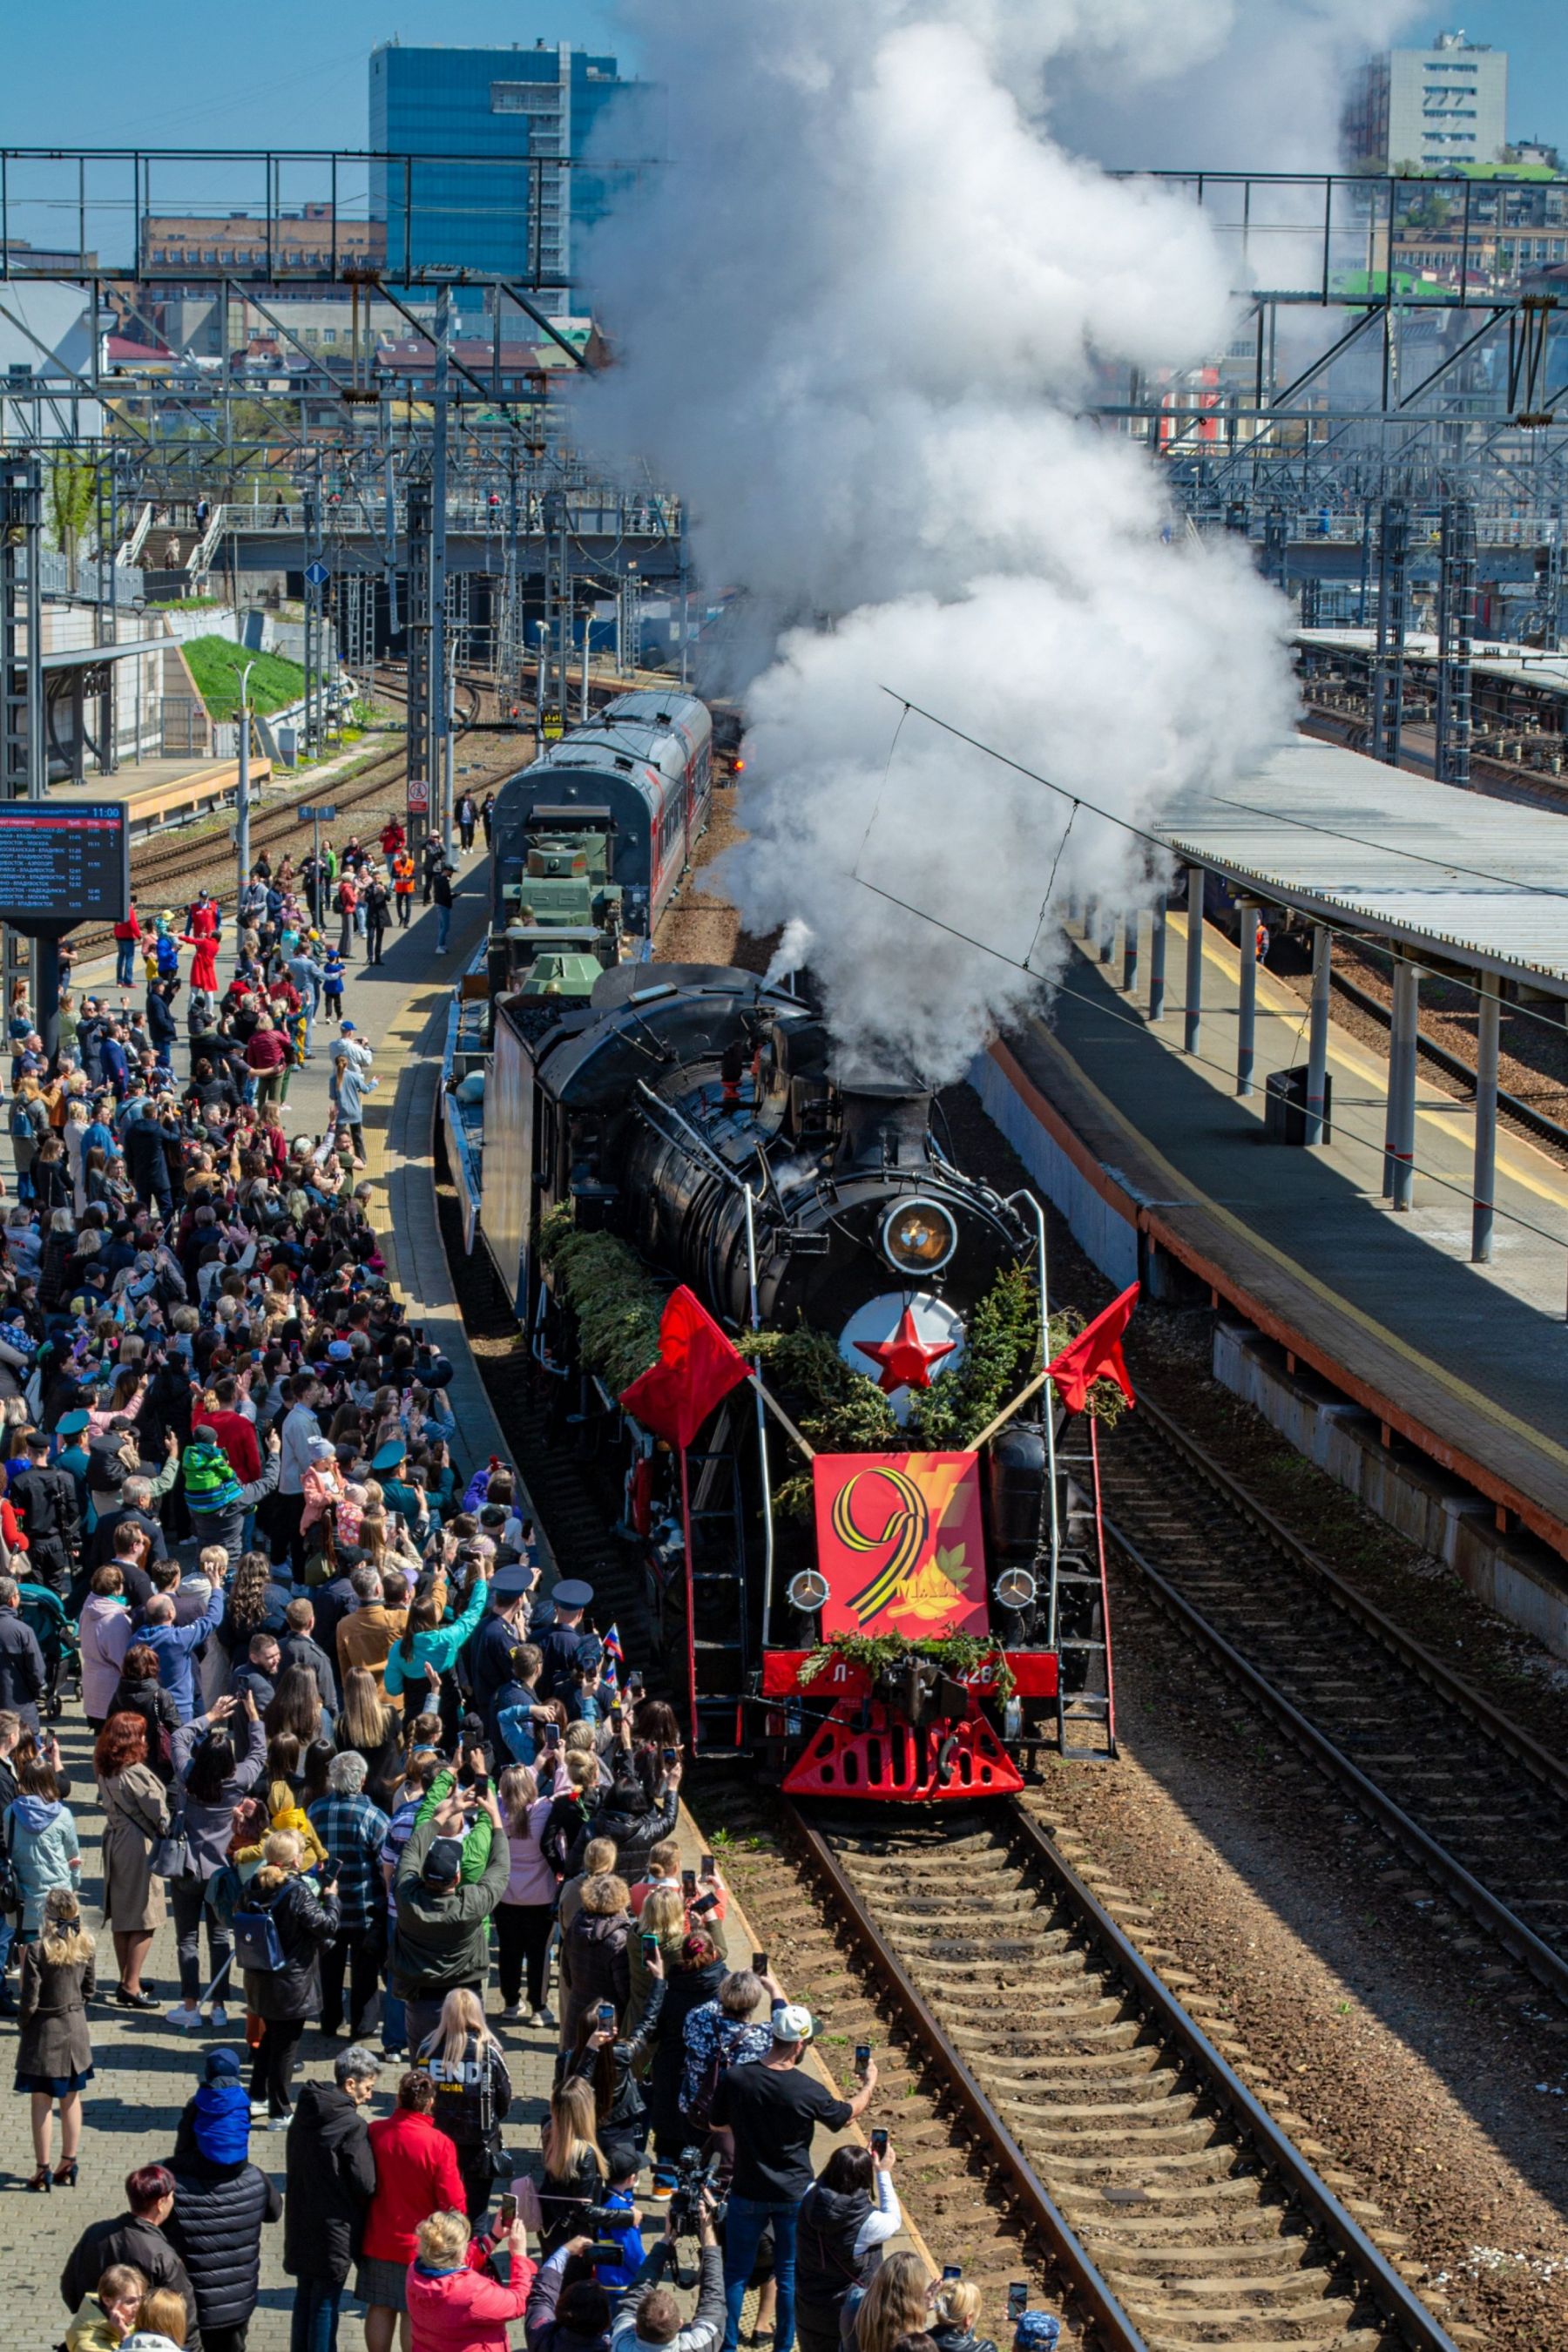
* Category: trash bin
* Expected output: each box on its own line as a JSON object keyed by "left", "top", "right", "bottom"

{"left": 1264, "top": 1064, "right": 1332, "bottom": 1146}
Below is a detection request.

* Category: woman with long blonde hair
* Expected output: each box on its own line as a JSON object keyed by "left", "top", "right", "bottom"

{"left": 855, "top": 2254, "right": 935, "bottom": 2352}
{"left": 537, "top": 2073, "right": 605, "bottom": 2254}
{"left": 415, "top": 1987, "right": 513, "bottom": 2222}
{"left": 15, "top": 1882, "right": 95, "bottom": 2191}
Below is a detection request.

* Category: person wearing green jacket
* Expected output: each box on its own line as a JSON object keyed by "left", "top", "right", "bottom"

{"left": 414, "top": 1763, "right": 494, "bottom": 1884}
{"left": 383, "top": 1574, "right": 490, "bottom": 1707}
{"left": 390, "top": 1788, "right": 509, "bottom": 2051}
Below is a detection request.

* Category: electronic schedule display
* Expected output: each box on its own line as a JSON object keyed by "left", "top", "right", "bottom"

{"left": 0, "top": 801, "right": 130, "bottom": 927}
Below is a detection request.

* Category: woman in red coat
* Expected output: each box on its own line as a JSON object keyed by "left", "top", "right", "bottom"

{"left": 406, "top": 2207, "right": 535, "bottom": 2352}
{"left": 181, "top": 930, "right": 220, "bottom": 995}
{"left": 359, "top": 2071, "right": 465, "bottom": 2352}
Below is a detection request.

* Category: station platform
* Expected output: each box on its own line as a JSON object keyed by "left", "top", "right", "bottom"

{"left": 978, "top": 909, "right": 1568, "bottom": 1612}
{"left": 44, "top": 751, "right": 274, "bottom": 837}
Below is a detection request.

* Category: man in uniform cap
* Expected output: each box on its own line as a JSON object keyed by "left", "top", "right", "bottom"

{"left": 536, "top": 1578, "right": 594, "bottom": 1703}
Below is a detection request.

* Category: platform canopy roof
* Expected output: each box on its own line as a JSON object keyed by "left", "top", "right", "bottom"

{"left": 1295, "top": 626, "right": 1568, "bottom": 700}
{"left": 1156, "top": 733, "right": 1568, "bottom": 997}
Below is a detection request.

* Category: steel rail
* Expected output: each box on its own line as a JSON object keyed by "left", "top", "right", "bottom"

{"left": 1104, "top": 1510, "right": 1568, "bottom": 2008}
{"left": 1129, "top": 1392, "right": 1568, "bottom": 1803}
{"left": 780, "top": 1800, "right": 1151, "bottom": 2352}
{"left": 1321, "top": 959, "right": 1568, "bottom": 1159}
{"left": 1003, "top": 1806, "right": 1460, "bottom": 2352}
{"left": 784, "top": 1798, "right": 1459, "bottom": 2352}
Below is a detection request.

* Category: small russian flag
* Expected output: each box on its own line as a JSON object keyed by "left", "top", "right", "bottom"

{"left": 602, "top": 1623, "right": 625, "bottom": 1694}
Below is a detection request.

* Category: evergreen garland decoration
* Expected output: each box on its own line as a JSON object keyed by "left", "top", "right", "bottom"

{"left": 797, "top": 1625, "right": 1017, "bottom": 1701}
{"left": 537, "top": 1205, "right": 671, "bottom": 1395}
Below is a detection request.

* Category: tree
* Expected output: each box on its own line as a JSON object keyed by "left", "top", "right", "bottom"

{"left": 45, "top": 450, "right": 98, "bottom": 569}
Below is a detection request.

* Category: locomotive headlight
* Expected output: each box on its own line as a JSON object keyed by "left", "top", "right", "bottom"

{"left": 787, "top": 1569, "right": 830, "bottom": 1612}
{"left": 995, "top": 1567, "right": 1037, "bottom": 1611}
{"left": 880, "top": 1198, "right": 958, "bottom": 1276}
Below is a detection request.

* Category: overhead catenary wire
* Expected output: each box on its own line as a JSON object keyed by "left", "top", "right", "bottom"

{"left": 849, "top": 869, "right": 1568, "bottom": 1265}
{"left": 875, "top": 686, "right": 1568, "bottom": 1048}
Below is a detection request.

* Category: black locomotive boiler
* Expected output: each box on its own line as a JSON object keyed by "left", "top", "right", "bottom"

{"left": 483, "top": 963, "right": 1111, "bottom": 1794}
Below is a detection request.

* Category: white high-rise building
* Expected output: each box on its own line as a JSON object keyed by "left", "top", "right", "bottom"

{"left": 1342, "top": 31, "right": 1508, "bottom": 172}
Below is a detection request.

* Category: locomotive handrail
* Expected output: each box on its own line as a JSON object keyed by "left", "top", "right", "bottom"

{"left": 633, "top": 1078, "right": 750, "bottom": 1189}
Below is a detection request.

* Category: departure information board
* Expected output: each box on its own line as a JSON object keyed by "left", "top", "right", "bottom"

{"left": 0, "top": 801, "right": 129, "bottom": 926}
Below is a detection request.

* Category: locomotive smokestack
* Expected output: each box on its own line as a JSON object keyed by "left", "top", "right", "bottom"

{"left": 831, "top": 1084, "right": 932, "bottom": 1173}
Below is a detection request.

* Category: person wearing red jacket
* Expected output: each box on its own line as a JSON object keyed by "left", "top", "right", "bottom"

{"left": 359, "top": 2072, "right": 466, "bottom": 2352}
{"left": 405, "top": 2206, "right": 535, "bottom": 2352}
{"left": 380, "top": 819, "right": 407, "bottom": 861}
{"left": 244, "top": 1020, "right": 289, "bottom": 1113}
{"left": 201, "top": 1376, "right": 261, "bottom": 1485}
{"left": 113, "top": 901, "right": 143, "bottom": 989}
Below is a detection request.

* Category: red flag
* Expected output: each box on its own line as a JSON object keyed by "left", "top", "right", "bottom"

{"left": 1046, "top": 1282, "right": 1139, "bottom": 1414}
{"left": 619, "top": 1286, "right": 750, "bottom": 1448}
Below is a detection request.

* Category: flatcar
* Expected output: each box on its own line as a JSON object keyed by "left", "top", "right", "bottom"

{"left": 483, "top": 963, "right": 1114, "bottom": 1800}
{"left": 488, "top": 690, "right": 713, "bottom": 947}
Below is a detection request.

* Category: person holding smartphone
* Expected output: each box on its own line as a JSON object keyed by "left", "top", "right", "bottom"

{"left": 709, "top": 2007, "right": 878, "bottom": 2352}
{"left": 796, "top": 2138, "right": 902, "bottom": 2352}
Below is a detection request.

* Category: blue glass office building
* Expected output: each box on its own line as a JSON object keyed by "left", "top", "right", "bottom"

{"left": 368, "top": 43, "right": 646, "bottom": 292}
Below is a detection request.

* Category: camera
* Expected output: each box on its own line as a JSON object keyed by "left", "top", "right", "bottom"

{"left": 654, "top": 2150, "right": 728, "bottom": 2240}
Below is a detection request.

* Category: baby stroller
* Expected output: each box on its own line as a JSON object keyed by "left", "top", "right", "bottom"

{"left": 16, "top": 1581, "right": 80, "bottom": 1720}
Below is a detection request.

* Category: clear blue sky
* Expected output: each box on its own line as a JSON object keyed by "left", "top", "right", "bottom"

{"left": 0, "top": 3, "right": 628, "bottom": 152}
{"left": 0, "top": 1, "right": 1560, "bottom": 159}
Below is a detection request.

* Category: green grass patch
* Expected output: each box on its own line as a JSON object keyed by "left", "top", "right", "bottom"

{"left": 147, "top": 596, "right": 224, "bottom": 612}
{"left": 184, "top": 636, "right": 305, "bottom": 720}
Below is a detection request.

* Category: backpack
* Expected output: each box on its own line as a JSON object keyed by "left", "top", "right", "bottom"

{"left": 682, "top": 2014, "right": 753, "bottom": 2133}
{"left": 541, "top": 1795, "right": 580, "bottom": 1878}
{"left": 232, "top": 1888, "right": 287, "bottom": 1972}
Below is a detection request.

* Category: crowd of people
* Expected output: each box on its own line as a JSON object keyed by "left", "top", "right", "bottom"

{"left": 0, "top": 858, "right": 1058, "bottom": 2352}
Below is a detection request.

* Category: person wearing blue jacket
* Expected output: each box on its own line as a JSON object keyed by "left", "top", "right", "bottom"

{"left": 383, "top": 1574, "right": 490, "bottom": 1708}
{"left": 141, "top": 1582, "right": 226, "bottom": 1726}
{"left": 6, "top": 1755, "right": 80, "bottom": 1936}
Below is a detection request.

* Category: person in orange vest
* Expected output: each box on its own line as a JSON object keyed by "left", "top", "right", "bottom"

{"left": 113, "top": 898, "right": 142, "bottom": 989}
{"left": 391, "top": 849, "right": 416, "bottom": 929}
{"left": 1255, "top": 916, "right": 1271, "bottom": 966}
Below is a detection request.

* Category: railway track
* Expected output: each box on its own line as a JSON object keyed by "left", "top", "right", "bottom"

{"left": 767, "top": 1796, "right": 1458, "bottom": 2351}
{"left": 1095, "top": 1395, "right": 1568, "bottom": 2008}
{"left": 70, "top": 720, "right": 527, "bottom": 963}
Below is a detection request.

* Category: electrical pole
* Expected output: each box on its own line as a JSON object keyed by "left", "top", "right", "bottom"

{"left": 236, "top": 659, "right": 255, "bottom": 904}
{"left": 429, "top": 283, "right": 450, "bottom": 858}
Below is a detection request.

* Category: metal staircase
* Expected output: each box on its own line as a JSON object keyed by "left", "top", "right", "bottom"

{"left": 679, "top": 1416, "right": 751, "bottom": 1754}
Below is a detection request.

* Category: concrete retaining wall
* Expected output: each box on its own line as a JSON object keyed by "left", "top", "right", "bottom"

{"left": 970, "top": 1051, "right": 1139, "bottom": 1291}
{"left": 973, "top": 1051, "right": 1568, "bottom": 1660}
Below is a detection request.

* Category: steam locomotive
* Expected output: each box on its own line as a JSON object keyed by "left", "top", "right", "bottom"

{"left": 482, "top": 963, "right": 1111, "bottom": 1798}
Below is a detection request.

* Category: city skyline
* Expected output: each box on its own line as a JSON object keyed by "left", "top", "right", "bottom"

{"left": 0, "top": 3, "right": 1562, "bottom": 165}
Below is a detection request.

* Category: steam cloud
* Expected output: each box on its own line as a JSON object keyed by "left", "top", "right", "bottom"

{"left": 584, "top": 3, "right": 1363, "bottom": 1080}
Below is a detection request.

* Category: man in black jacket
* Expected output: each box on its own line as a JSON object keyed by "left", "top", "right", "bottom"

{"left": 8, "top": 1430, "right": 82, "bottom": 1595}
{"left": 283, "top": 2044, "right": 381, "bottom": 2352}
{"left": 0, "top": 1580, "right": 46, "bottom": 1733}
{"left": 280, "top": 1596, "right": 339, "bottom": 1715}
{"left": 166, "top": 2141, "right": 282, "bottom": 2352}
{"left": 61, "top": 2164, "right": 201, "bottom": 2349}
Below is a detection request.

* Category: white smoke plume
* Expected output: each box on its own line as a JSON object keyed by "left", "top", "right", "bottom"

{"left": 585, "top": 2, "right": 1322, "bottom": 1081}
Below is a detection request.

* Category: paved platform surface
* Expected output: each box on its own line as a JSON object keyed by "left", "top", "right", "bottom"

{"left": 1002, "top": 909, "right": 1568, "bottom": 1557}
{"left": 0, "top": 1720, "right": 829, "bottom": 2350}
{"left": 0, "top": 875, "right": 878, "bottom": 2345}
